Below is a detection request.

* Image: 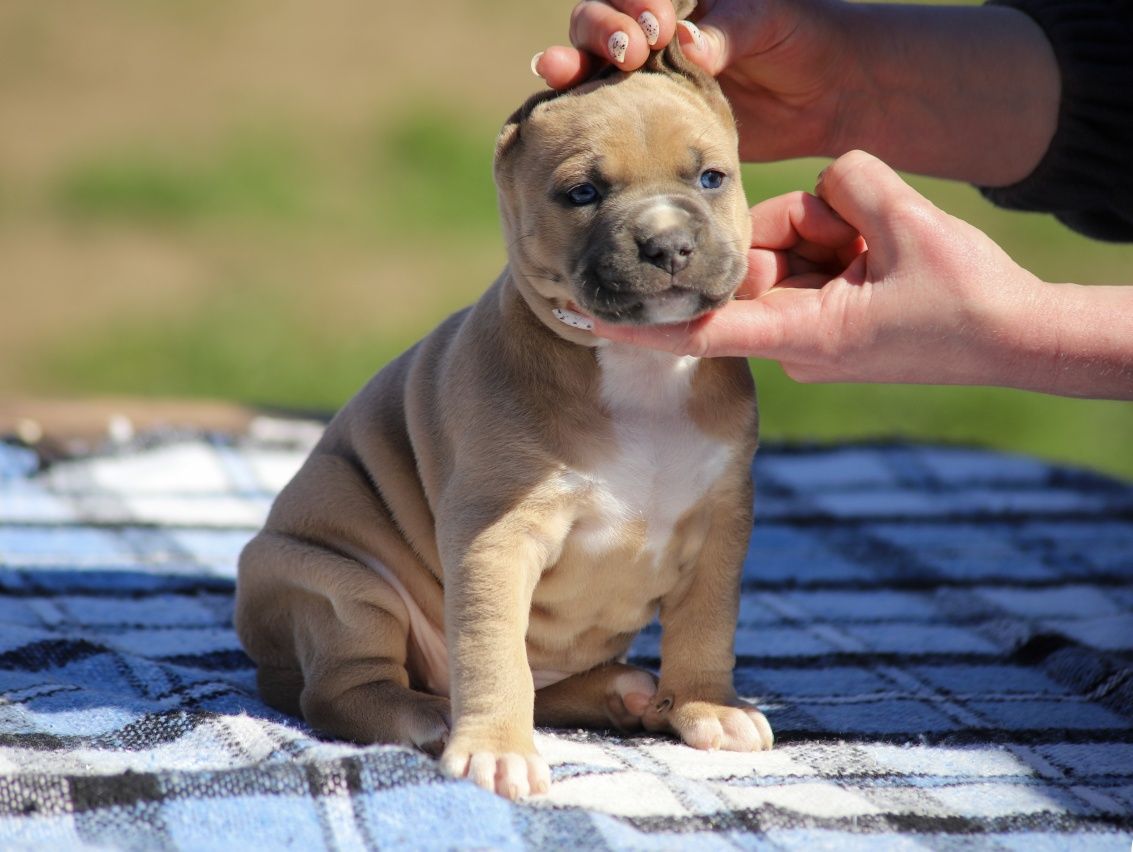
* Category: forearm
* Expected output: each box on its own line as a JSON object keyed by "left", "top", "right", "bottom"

{"left": 835, "top": 3, "right": 1060, "bottom": 185}
{"left": 999, "top": 283, "right": 1133, "bottom": 399}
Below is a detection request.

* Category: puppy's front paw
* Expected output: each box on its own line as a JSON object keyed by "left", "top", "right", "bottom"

{"left": 660, "top": 699, "right": 774, "bottom": 752}
{"left": 439, "top": 732, "right": 551, "bottom": 800}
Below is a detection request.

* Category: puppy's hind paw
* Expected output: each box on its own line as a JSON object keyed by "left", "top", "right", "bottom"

{"left": 608, "top": 668, "right": 659, "bottom": 730}
{"left": 409, "top": 695, "right": 453, "bottom": 757}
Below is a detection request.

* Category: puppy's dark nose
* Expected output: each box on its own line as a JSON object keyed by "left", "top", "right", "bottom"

{"left": 638, "top": 228, "right": 695, "bottom": 274}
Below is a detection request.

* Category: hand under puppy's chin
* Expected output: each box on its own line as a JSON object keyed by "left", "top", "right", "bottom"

{"left": 555, "top": 297, "right": 728, "bottom": 334}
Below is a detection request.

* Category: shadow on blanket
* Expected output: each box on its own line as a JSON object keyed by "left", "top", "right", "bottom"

{"left": 0, "top": 431, "right": 1130, "bottom": 849}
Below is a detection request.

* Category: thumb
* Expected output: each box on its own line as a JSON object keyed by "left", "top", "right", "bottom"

{"left": 815, "top": 150, "right": 931, "bottom": 248}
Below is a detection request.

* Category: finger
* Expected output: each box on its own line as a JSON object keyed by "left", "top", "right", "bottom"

{"left": 674, "top": 20, "right": 723, "bottom": 74}
{"left": 768, "top": 271, "right": 837, "bottom": 291}
{"left": 538, "top": 2, "right": 678, "bottom": 87}
{"left": 740, "top": 247, "right": 834, "bottom": 299}
{"left": 675, "top": 0, "right": 742, "bottom": 79}
{"left": 619, "top": 1, "right": 679, "bottom": 48}
{"left": 722, "top": 288, "right": 827, "bottom": 360}
{"left": 742, "top": 247, "right": 789, "bottom": 298}
{"left": 575, "top": 1, "right": 679, "bottom": 50}
{"left": 814, "top": 150, "right": 931, "bottom": 244}
{"left": 742, "top": 248, "right": 833, "bottom": 298}
{"left": 569, "top": 1, "right": 653, "bottom": 70}
{"left": 591, "top": 315, "right": 714, "bottom": 358}
{"left": 742, "top": 194, "right": 864, "bottom": 297}
{"left": 533, "top": 45, "right": 598, "bottom": 90}
{"left": 593, "top": 290, "right": 823, "bottom": 360}
{"left": 784, "top": 234, "right": 866, "bottom": 276}
{"left": 749, "top": 191, "right": 862, "bottom": 253}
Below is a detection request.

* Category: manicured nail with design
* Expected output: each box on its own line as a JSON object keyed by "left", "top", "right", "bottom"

{"left": 530, "top": 51, "right": 544, "bottom": 78}
{"left": 607, "top": 30, "right": 630, "bottom": 64}
{"left": 552, "top": 307, "right": 594, "bottom": 332}
{"left": 637, "top": 11, "right": 660, "bottom": 46}
{"left": 677, "top": 20, "right": 707, "bottom": 53}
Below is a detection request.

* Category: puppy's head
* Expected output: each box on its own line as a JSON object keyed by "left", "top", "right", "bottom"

{"left": 495, "top": 13, "right": 750, "bottom": 334}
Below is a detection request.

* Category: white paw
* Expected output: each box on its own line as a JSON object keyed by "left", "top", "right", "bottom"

{"left": 672, "top": 701, "right": 774, "bottom": 752}
{"left": 440, "top": 744, "right": 551, "bottom": 800}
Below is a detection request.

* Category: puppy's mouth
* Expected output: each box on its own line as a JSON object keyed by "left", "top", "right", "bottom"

{"left": 575, "top": 287, "right": 728, "bottom": 327}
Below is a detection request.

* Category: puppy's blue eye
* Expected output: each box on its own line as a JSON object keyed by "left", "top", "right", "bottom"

{"left": 566, "top": 183, "right": 600, "bottom": 206}
{"left": 699, "top": 169, "right": 726, "bottom": 190}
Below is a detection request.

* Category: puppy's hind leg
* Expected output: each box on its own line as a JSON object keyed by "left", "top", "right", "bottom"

{"left": 303, "top": 673, "right": 452, "bottom": 756}
{"left": 255, "top": 664, "right": 306, "bottom": 719}
{"left": 237, "top": 533, "right": 450, "bottom": 753}
{"left": 534, "top": 662, "right": 658, "bottom": 733}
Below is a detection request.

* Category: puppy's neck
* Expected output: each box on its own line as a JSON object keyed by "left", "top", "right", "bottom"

{"left": 597, "top": 344, "right": 700, "bottom": 415}
{"left": 500, "top": 266, "right": 705, "bottom": 384}
{"left": 502, "top": 265, "right": 600, "bottom": 349}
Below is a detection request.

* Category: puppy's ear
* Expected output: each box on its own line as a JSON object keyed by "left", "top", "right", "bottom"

{"left": 644, "top": 1, "right": 732, "bottom": 125}
{"left": 494, "top": 89, "right": 561, "bottom": 176}
{"left": 493, "top": 88, "right": 562, "bottom": 230}
{"left": 672, "top": 0, "right": 697, "bottom": 18}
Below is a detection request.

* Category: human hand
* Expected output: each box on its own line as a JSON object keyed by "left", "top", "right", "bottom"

{"left": 533, "top": 0, "right": 852, "bottom": 162}
{"left": 533, "top": 1, "right": 1059, "bottom": 183}
{"left": 591, "top": 150, "right": 1060, "bottom": 391}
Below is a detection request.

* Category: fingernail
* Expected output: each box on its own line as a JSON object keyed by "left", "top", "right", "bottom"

{"left": 815, "top": 164, "right": 831, "bottom": 195}
{"left": 552, "top": 307, "right": 594, "bottom": 332}
{"left": 530, "top": 51, "right": 544, "bottom": 78}
{"left": 637, "top": 11, "right": 660, "bottom": 46}
{"left": 677, "top": 20, "right": 706, "bottom": 53}
{"left": 607, "top": 30, "right": 629, "bottom": 64}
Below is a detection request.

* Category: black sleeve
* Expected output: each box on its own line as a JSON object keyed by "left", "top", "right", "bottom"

{"left": 980, "top": 0, "right": 1133, "bottom": 242}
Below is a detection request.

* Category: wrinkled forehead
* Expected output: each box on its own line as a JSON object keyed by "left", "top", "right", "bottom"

{"left": 521, "top": 75, "right": 735, "bottom": 185}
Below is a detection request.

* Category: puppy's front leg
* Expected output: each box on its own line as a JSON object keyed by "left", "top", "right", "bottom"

{"left": 437, "top": 504, "right": 559, "bottom": 799}
{"left": 649, "top": 493, "right": 774, "bottom": 752}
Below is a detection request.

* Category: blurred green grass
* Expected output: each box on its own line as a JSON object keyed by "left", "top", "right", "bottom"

{"left": 54, "top": 132, "right": 313, "bottom": 225}
{"left": 37, "top": 281, "right": 409, "bottom": 407}
{"left": 378, "top": 104, "right": 502, "bottom": 232}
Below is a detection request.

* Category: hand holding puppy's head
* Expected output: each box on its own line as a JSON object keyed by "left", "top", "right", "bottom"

{"left": 495, "top": 5, "right": 751, "bottom": 333}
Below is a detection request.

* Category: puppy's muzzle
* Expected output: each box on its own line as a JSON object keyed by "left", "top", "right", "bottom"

{"left": 575, "top": 195, "right": 741, "bottom": 325}
{"left": 637, "top": 211, "right": 696, "bottom": 276}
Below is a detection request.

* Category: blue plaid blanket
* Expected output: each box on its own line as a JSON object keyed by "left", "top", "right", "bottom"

{"left": 0, "top": 423, "right": 1130, "bottom": 849}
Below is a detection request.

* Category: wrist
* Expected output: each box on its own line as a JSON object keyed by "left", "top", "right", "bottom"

{"left": 989, "top": 281, "right": 1133, "bottom": 399}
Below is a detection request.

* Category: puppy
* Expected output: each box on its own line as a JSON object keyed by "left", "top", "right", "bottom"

{"left": 235, "top": 0, "right": 771, "bottom": 800}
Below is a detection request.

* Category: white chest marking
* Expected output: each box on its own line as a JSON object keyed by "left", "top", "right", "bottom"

{"left": 566, "top": 345, "right": 733, "bottom": 559}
